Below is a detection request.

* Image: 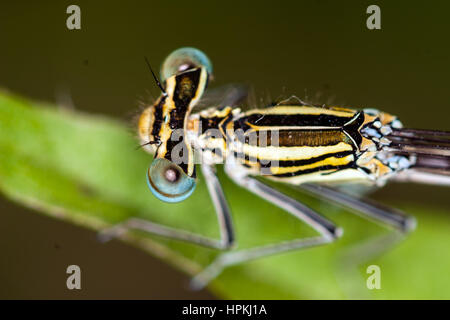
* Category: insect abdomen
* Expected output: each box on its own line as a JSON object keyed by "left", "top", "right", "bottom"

{"left": 228, "top": 105, "right": 360, "bottom": 181}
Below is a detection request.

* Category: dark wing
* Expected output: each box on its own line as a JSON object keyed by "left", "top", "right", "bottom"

{"left": 194, "top": 83, "right": 251, "bottom": 111}
{"left": 387, "top": 128, "right": 450, "bottom": 171}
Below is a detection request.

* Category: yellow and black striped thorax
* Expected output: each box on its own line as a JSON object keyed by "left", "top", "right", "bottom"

{"left": 195, "top": 104, "right": 393, "bottom": 180}
{"left": 138, "top": 67, "right": 209, "bottom": 177}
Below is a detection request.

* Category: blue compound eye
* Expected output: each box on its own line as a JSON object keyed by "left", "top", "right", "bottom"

{"left": 147, "top": 158, "right": 196, "bottom": 203}
{"left": 160, "top": 47, "right": 213, "bottom": 82}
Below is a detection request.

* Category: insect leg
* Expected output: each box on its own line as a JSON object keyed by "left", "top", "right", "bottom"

{"left": 298, "top": 183, "right": 416, "bottom": 233}
{"left": 98, "top": 164, "right": 235, "bottom": 250}
{"left": 190, "top": 173, "right": 342, "bottom": 290}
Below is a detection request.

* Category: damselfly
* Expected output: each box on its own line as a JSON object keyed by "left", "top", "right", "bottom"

{"left": 100, "top": 48, "right": 450, "bottom": 289}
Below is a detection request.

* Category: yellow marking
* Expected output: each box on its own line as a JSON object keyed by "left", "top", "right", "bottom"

{"left": 238, "top": 142, "right": 354, "bottom": 161}
{"left": 187, "top": 117, "right": 198, "bottom": 132}
{"left": 359, "top": 137, "right": 377, "bottom": 152}
{"left": 190, "top": 68, "right": 208, "bottom": 107}
{"left": 138, "top": 106, "right": 154, "bottom": 141}
{"left": 246, "top": 123, "right": 341, "bottom": 131}
{"left": 217, "top": 108, "right": 237, "bottom": 139}
{"left": 159, "top": 68, "right": 207, "bottom": 175}
{"left": 225, "top": 116, "right": 236, "bottom": 135}
{"left": 156, "top": 75, "right": 177, "bottom": 159}
{"left": 342, "top": 112, "right": 378, "bottom": 152}
{"left": 360, "top": 113, "right": 378, "bottom": 127}
{"left": 185, "top": 68, "right": 208, "bottom": 176}
{"left": 138, "top": 105, "right": 158, "bottom": 154}
{"left": 216, "top": 107, "right": 233, "bottom": 118}
{"left": 245, "top": 105, "right": 356, "bottom": 118}
{"left": 269, "top": 154, "right": 354, "bottom": 175}
{"left": 267, "top": 167, "right": 370, "bottom": 185}
{"left": 202, "top": 137, "right": 227, "bottom": 150}
{"left": 359, "top": 158, "right": 392, "bottom": 178}
{"left": 157, "top": 69, "right": 206, "bottom": 162}
{"left": 356, "top": 151, "right": 376, "bottom": 166}
{"left": 378, "top": 112, "right": 396, "bottom": 126}
{"left": 200, "top": 106, "right": 233, "bottom": 118}
{"left": 325, "top": 106, "right": 357, "bottom": 113}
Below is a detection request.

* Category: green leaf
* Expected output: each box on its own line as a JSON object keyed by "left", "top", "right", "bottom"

{"left": 1, "top": 90, "right": 449, "bottom": 299}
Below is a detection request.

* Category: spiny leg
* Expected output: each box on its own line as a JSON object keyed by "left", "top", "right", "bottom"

{"left": 190, "top": 173, "right": 342, "bottom": 290}
{"left": 298, "top": 183, "right": 416, "bottom": 257}
{"left": 299, "top": 183, "right": 416, "bottom": 233}
{"left": 98, "top": 164, "right": 235, "bottom": 250}
{"left": 298, "top": 182, "right": 416, "bottom": 262}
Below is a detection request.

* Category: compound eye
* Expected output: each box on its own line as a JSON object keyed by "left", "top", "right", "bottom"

{"left": 147, "top": 158, "right": 196, "bottom": 203}
{"left": 160, "top": 47, "right": 212, "bottom": 82}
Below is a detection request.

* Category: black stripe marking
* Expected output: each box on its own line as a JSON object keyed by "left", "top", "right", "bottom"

{"left": 343, "top": 111, "right": 365, "bottom": 147}
{"left": 164, "top": 69, "right": 202, "bottom": 176}
{"left": 232, "top": 149, "right": 355, "bottom": 168}
{"left": 242, "top": 113, "right": 355, "bottom": 128}
{"left": 262, "top": 150, "right": 355, "bottom": 168}
{"left": 273, "top": 163, "right": 356, "bottom": 178}
{"left": 151, "top": 96, "right": 166, "bottom": 141}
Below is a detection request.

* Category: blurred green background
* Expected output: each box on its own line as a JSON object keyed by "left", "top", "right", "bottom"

{"left": 0, "top": 0, "right": 449, "bottom": 299}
